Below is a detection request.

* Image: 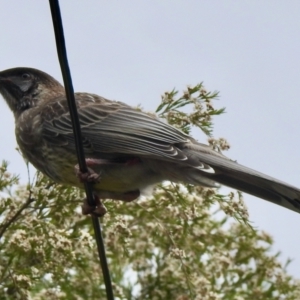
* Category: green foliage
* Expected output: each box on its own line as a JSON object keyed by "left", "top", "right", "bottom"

{"left": 0, "top": 84, "right": 299, "bottom": 299}
{"left": 156, "top": 83, "right": 224, "bottom": 136}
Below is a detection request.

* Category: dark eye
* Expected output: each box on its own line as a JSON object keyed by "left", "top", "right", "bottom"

{"left": 21, "top": 73, "right": 30, "bottom": 79}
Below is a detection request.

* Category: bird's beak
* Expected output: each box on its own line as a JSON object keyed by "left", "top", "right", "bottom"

{"left": 0, "top": 76, "right": 13, "bottom": 84}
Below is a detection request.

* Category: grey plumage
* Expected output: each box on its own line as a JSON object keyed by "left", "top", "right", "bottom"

{"left": 1, "top": 67, "right": 300, "bottom": 214}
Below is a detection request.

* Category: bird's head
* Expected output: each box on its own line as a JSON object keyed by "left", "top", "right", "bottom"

{"left": 0, "top": 67, "right": 64, "bottom": 117}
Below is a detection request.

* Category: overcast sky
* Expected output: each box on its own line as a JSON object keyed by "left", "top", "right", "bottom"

{"left": 1, "top": 1, "right": 300, "bottom": 277}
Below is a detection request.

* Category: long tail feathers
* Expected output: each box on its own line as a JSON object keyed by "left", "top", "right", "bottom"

{"left": 187, "top": 144, "right": 300, "bottom": 214}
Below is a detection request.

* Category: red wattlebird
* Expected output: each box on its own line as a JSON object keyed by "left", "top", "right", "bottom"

{"left": 1, "top": 67, "right": 300, "bottom": 216}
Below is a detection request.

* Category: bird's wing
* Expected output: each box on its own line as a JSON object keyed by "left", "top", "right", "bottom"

{"left": 41, "top": 93, "right": 194, "bottom": 162}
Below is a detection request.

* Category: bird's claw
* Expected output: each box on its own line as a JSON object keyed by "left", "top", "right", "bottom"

{"left": 81, "top": 194, "right": 107, "bottom": 217}
{"left": 75, "top": 165, "right": 101, "bottom": 184}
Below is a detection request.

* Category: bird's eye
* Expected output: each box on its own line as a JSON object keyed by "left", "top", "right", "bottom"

{"left": 21, "top": 73, "right": 30, "bottom": 79}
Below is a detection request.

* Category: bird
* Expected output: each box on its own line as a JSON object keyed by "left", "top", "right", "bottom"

{"left": 1, "top": 67, "right": 300, "bottom": 216}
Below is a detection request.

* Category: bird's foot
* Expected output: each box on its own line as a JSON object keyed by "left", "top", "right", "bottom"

{"left": 75, "top": 165, "right": 101, "bottom": 184}
{"left": 75, "top": 158, "right": 117, "bottom": 183}
{"left": 81, "top": 194, "right": 107, "bottom": 217}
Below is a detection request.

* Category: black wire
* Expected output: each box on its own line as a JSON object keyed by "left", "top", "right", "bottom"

{"left": 48, "top": 1, "right": 114, "bottom": 299}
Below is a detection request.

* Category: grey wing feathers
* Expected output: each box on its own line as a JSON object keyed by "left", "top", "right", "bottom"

{"left": 42, "top": 93, "right": 190, "bottom": 161}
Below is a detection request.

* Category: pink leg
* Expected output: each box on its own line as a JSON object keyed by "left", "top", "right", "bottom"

{"left": 75, "top": 158, "right": 112, "bottom": 183}
{"left": 76, "top": 158, "right": 141, "bottom": 217}
{"left": 75, "top": 157, "right": 141, "bottom": 183}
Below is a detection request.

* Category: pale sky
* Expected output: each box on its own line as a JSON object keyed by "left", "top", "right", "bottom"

{"left": 1, "top": 1, "right": 300, "bottom": 277}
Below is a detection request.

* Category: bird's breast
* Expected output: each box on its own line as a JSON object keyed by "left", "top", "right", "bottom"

{"left": 15, "top": 110, "right": 77, "bottom": 183}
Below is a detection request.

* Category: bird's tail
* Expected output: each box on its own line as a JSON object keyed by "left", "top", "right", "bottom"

{"left": 184, "top": 143, "right": 300, "bottom": 214}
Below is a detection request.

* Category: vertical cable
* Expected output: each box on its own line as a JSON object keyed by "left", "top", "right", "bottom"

{"left": 48, "top": 1, "right": 114, "bottom": 299}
